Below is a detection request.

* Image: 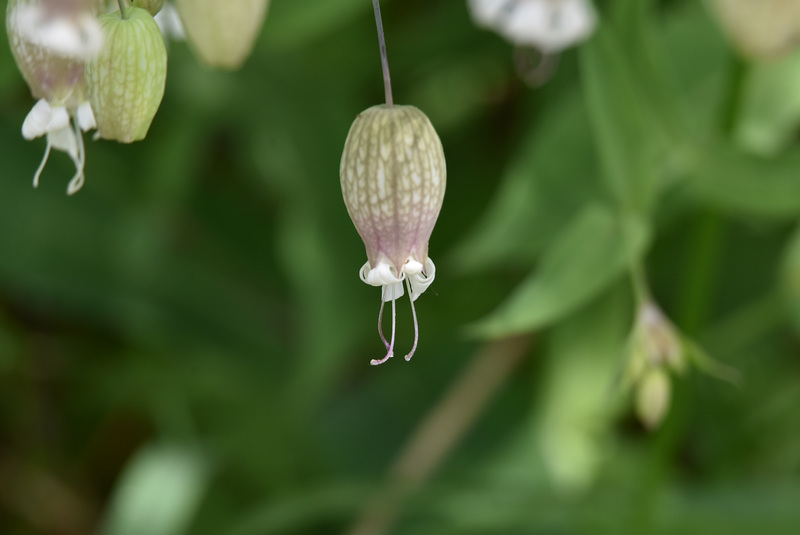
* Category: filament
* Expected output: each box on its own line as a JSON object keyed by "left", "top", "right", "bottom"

{"left": 404, "top": 278, "right": 419, "bottom": 361}
{"left": 371, "top": 285, "right": 396, "bottom": 365}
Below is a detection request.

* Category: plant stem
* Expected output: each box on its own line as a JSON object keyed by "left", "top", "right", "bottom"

{"left": 117, "top": 0, "right": 128, "bottom": 19}
{"left": 345, "top": 335, "right": 532, "bottom": 535}
{"left": 372, "top": 0, "right": 393, "bottom": 107}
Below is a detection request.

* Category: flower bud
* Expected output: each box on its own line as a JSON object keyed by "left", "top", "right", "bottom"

{"left": 174, "top": 0, "right": 269, "bottom": 69}
{"left": 132, "top": 0, "right": 163, "bottom": 16}
{"left": 630, "top": 301, "right": 685, "bottom": 374}
{"left": 635, "top": 368, "right": 671, "bottom": 430}
{"left": 85, "top": 6, "right": 167, "bottom": 143}
{"left": 340, "top": 104, "right": 446, "bottom": 365}
{"left": 709, "top": 0, "right": 800, "bottom": 60}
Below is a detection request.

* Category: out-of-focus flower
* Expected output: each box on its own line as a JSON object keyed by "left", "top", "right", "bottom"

{"left": 340, "top": 105, "right": 446, "bottom": 366}
{"left": 709, "top": 0, "right": 800, "bottom": 61}
{"left": 467, "top": 0, "right": 597, "bottom": 54}
{"left": 174, "top": 0, "right": 269, "bottom": 69}
{"left": 85, "top": 5, "right": 167, "bottom": 143}
{"left": 6, "top": 0, "right": 103, "bottom": 194}
{"left": 625, "top": 300, "right": 685, "bottom": 429}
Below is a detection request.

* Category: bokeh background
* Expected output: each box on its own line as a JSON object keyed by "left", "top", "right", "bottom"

{"left": 2, "top": 0, "right": 800, "bottom": 534}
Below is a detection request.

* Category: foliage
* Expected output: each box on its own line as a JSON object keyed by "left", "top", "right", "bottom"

{"left": 1, "top": 1, "right": 799, "bottom": 534}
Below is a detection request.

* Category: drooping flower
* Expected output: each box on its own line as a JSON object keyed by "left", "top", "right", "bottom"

{"left": 624, "top": 300, "right": 685, "bottom": 429}
{"left": 340, "top": 105, "right": 446, "bottom": 365}
{"left": 85, "top": 5, "right": 167, "bottom": 143}
{"left": 467, "top": 0, "right": 597, "bottom": 54}
{"left": 7, "top": 0, "right": 103, "bottom": 194}
{"left": 173, "top": 0, "right": 269, "bottom": 69}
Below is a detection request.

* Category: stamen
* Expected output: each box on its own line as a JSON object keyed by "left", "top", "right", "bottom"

{"left": 371, "top": 285, "right": 396, "bottom": 365}
{"left": 404, "top": 277, "right": 419, "bottom": 361}
{"left": 66, "top": 118, "right": 86, "bottom": 195}
{"left": 377, "top": 299, "right": 389, "bottom": 349}
{"left": 33, "top": 140, "right": 53, "bottom": 188}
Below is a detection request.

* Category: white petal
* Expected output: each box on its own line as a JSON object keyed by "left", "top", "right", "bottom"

{"left": 382, "top": 282, "right": 405, "bottom": 302}
{"left": 48, "top": 106, "right": 71, "bottom": 133}
{"left": 76, "top": 101, "right": 96, "bottom": 132}
{"left": 48, "top": 126, "right": 79, "bottom": 158}
{"left": 22, "top": 99, "right": 54, "bottom": 140}
{"left": 468, "top": 0, "right": 514, "bottom": 28}
{"left": 360, "top": 259, "right": 404, "bottom": 287}
{"left": 408, "top": 258, "right": 436, "bottom": 302}
{"left": 498, "top": 0, "right": 597, "bottom": 53}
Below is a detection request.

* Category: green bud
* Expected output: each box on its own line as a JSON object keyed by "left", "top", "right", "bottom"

{"left": 85, "top": 7, "right": 167, "bottom": 143}
{"left": 635, "top": 368, "right": 671, "bottom": 430}
{"left": 132, "top": 0, "right": 164, "bottom": 16}
{"left": 174, "top": 0, "right": 270, "bottom": 70}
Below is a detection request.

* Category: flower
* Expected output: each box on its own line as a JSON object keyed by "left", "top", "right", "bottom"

{"left": 6, "top": 0, "right": 103, "bottom": 194}
{"left": 467, "top": 0, "right": 597, "bottom": 54}
{"left": 85, "top": 5, "right": 168, "bottom": 143}
{"left": 173, "top": 0, "right": 270, "bottom": 69}
{"left": 709, "top": 0, "right": 800, "bottom": 60}
{"left": 340, "top": 105, "right": 446, "bottom": 365}
{"left": 624, "top": 300, "right": 685, "bottom": 429}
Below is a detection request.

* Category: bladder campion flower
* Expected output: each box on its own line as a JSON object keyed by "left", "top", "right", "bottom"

{"left": 709, "top": 0, "right": 800, "bottom": 60}
{"left": 340, "top": 104, "right": 446, "bottom": 365}
{"left": 174, "top": 0, "right": 269, "bottom": 69}
{"left": 468, "top": 0, "right": 597, "bottom": 53}
{"left": 6, "top": 0, "right": 103, "bottom": 194}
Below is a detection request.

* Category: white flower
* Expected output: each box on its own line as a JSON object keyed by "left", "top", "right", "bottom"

{"left": 359, "top": 256, "right": 437, "bottom": 366}
{"left": 468, "top": 0, "right": 597, "bottom": 53}
{"left": 21, "top": 98, "right": 94, "bottom": 195}
{"left": 341, "top": 105, "right": 446, "bottom": 366}
{"left": 7, "top": 0, "right": 102, "bottom": 194}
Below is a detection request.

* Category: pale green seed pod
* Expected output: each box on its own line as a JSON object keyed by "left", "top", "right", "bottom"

{"left": 174, "top": 0, "right": 269, "bottom": 70}
{"left": 132, "top": 0, "right": 164, "bottom": 16}
{"left": 85, "top": 7, "right": 167, "bottom": 143}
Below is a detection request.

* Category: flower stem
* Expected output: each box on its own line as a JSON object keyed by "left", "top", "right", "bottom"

{"left": 117, "top": 0, "right": 128, "bottom": 19}
{"left": 372, "top": 0, "right": 393, "bottom": 107}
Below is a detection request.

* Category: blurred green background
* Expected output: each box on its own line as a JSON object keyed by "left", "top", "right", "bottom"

{"left": 2, "top": 0, "right": 800, "bottom": 534}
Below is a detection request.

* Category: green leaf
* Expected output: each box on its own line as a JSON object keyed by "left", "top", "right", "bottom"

{"left": 450, "top": 88, "right": 600, "bottom": 273}
{"left": 735, "top": 49, "right": 800, "bottom": 156}
{"left": 685, "top": 143, "right": 800, "bottom": 217}
{"left": 580, "top": 18, "right": 663, "bottom": 213}
{"left": 470, "top": 204, "right": 650, "bottom": 339}
{"left": 537, "top": 285, "right": 630, "bottom": 493}
{"left": 100, "top": 443, "right": 210, "bottom": 535}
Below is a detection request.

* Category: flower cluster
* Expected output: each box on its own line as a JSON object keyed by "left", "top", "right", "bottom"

{"left": 6, "top": 0, "right": 270, "bottom": 194}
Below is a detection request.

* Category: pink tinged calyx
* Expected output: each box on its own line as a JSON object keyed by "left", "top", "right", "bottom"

{"left": 6, "top": 0, "right": 103, "bottom": 194}
{"left": 340, "top": 104, "right": 446, "bottom": 366}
